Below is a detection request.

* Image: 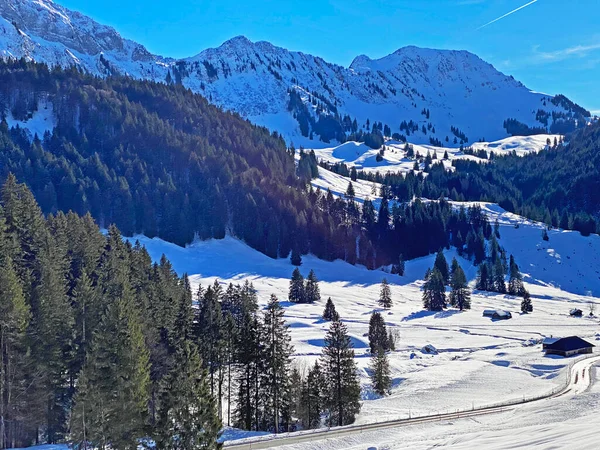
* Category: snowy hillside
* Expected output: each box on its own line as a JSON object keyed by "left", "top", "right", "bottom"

{"left": 311, "top": 134, "right": 560, "bottom": 174}
{"left": 0, "top": 1, "right": 589, "bottom": 146}
{"left": 120, "top": 201, "right": 600, "bottom": 436}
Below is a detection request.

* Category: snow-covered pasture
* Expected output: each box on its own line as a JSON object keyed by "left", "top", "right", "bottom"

{"left": 310, "top": 134, "right": 560, "bottom": 174}
{"left": 121, "top": 202, "right": 600, "bottom": 431}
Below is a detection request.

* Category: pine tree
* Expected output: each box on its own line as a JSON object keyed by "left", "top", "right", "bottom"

{"left": 508, "top": 255, "right": 524, "bottom": 296}
{"left": 423, "top": 268, "right": 446, "bottom": 311}
{"left": 305, "top": 269, "right": 320, "bottom": 304}
{"left": 289, "top": 268, "right": 305, "bottom": 303}
{"left": 449, "top": 263, "right": 471, "bottom": 310}
{"left": 321, "top": 320, "right": 361, "bottom": 426}
{"left": 322, "top": 297, "right": 340, "bottom": 322}
{"left": 378, "top": 278, "right": 392, "bottom": 308}
{"left": 368, "top": 312, "right": 389, "bottom": 353}
{"left": 262, "top": 295, "right": 294, "bottom": 433}
{"left": 370, "top": 348, "right": 392, "bottom": 396}
{"left": 521, "top": 290, "right": 533, "bottom": 313}
{"left": 434, "top": 250, "right": 450, "bottom": 284}
{"left": 542, "top": 228, "right": 549, "bottom": 241}
{"left": 154, "top": 342, "right": 221, "bottom": 450}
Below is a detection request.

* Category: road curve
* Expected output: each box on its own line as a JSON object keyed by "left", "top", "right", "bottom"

{"left": 224, "top": 354, "right": 600, "bottom": 450}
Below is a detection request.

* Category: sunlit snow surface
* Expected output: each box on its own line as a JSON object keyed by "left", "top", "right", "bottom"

{"left": 310, "top": 135, "right": 560, "bottom": 174}
{"left": 115, "top": 201, "right": 600, "bottom": 449}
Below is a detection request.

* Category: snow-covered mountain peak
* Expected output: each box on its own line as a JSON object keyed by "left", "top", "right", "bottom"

{"left": 0, "top": 0, "right": 590, "bottom": 147}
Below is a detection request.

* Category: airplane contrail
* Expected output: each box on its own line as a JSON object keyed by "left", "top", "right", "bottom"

{"left": 477, "top": 0, "right": 539, "bottom": 30}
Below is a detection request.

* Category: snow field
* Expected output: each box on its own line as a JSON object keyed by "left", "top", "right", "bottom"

{"left": 310, "top": 135, "right": 560, "bottom": 174}
{"left": 127, "top": 201, "right": 600, "bottom": 433}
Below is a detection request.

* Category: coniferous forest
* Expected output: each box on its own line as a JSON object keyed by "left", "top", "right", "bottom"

{"left": 0, "top": 174, "right": 366, "bottom": 448}
{"left": 0, "top": 59, "right": 507, "bottom": 268}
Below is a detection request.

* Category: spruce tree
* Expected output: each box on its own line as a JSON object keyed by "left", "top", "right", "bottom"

{"left": 434, "top": 250, "right": 450, "bottom": 284}
{"left": 290, "top": 248, "right": 302, "bottom": 266}
{"left": 508, "top": 255, "right": 524, "bottom": 296}
{"left": 322, "top": 297, "right": 339, "bottom": 322}
{"left": 345, "top": 182, "right": 355, "bottom": 200}
{"left": 422, "top": 268, "right": 446, "bottom": 311}
{"left": 33, "top": 247, "right": 75, "bottom": 442}
{"left": 300, "top": 362, "right": 326, "bottom": 429}
{"left": 289, "top": 268, "right": 305, "bottom": 303}
{"left": 196, "top": 285, "right": 224, "bottom": 400}
{"left": 321, "top": 320, "right": 361, "bottom": 426}
{"left": 234, "top": 303, "right": 263, "bottom": 431}
{"left": 154, "top": 342, "right": 221, "bottom": 450}
{"left": 391, "top": 254, "right": 405, "bottom": 276}
{"left": 71, "top": 227, "right": 150, "bottom": 450}
{"left": 378, "top": 278, "right": 392, "bottom": 309}
{"left": 368, "top": 312, "right": 389, "bottom": 353}
{"left": 287, "top": 368, "right": 302, "bottom": 430}
{"left": 370, "top": 348, "right": 392, "bottom": 396}
{"left": 0, "top": 256, "right": 30, "bottom": 450}
{"left": 71, "top": 271, "right": 100, "bottom": 385}
{"left": 305, "top": 269, "right": 320, "bottom": 304}
{"left": 493, "top": 258, "right": 507, "bottom": 293}
{"left": 521, "top": 290, "right": 533, "bottom": 313}
{"left": 449, "top": 263, "right": 471, "bottom": 310}
{"left": 71, "top": 286, "right": 150, "bottom": 450}
{"left": 476, "top": 263, "right": 490, "bottom": 291}
{"left": 262, "top": 295, "right": 294, "bottom": 433}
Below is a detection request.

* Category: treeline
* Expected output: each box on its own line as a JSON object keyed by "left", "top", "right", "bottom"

{"left": 0, "top": 175, "right": 221, "bottom": 448}
{"left": 0, "top": 59, "right": 377, "bottom": 266}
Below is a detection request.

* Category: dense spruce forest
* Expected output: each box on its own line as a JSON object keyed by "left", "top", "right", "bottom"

{"left": 0, "top": 59, "right": 366, "bottom": 263}
{"left": 0, "top": 59, "right": 500, "bottom": 268}
{"left": 0, "top": 174, "right": 220, "bottom": 448}
{"left": 0, "top": 175, "right": 368, "bottom": 448}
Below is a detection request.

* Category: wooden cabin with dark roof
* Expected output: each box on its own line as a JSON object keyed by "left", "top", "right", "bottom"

{"left": 543, "top": 336, "right": 594, "bottom": 357}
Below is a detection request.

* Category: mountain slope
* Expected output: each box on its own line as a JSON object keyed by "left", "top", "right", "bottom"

{"left": 0, "top": 0, "right": 590, "bottom": 146}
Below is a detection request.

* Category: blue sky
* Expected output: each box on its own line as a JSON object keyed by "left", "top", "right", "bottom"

{"left": 60, "top": 0, "right": 599, "bottom": 112}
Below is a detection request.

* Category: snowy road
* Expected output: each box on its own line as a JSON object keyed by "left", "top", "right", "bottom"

{"left": 224, "top": 354, "right": 600, "bottom": 449}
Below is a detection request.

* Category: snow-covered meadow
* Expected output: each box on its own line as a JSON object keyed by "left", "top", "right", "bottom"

{"left": 120, "top": 200, "right": 600, "bottom": 434}
{"left": 310, "top": 134, "right": 560, "bottom": 174}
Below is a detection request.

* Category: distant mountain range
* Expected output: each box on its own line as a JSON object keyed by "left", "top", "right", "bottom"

{"left": 0, "top": 0, "right": 590, "bottom": 146}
